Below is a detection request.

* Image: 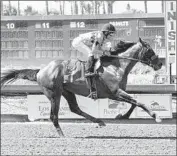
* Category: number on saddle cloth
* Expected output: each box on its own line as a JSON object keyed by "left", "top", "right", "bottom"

{"left": 64, "top": 59, "right": 86, "bottom": 83}
{"left": 63, "top": 58, "right": 100, "bottom": 84}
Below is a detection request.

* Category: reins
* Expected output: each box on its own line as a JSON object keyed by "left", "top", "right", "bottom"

{"left": 106, "top": 55, "right": 139, "bottom": 61}
{"left": 103, "top": 54, "right": 148, "bottom": 65}
{"left": 102, "top": 45, "right": 149, "bottom": 65}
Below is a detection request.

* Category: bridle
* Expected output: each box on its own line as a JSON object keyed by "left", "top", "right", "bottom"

{"left": 103, "top": 42, "right": 159, "bottom": 68}
{"left": 137, "top": 46, "right": 159, "bottom": 68}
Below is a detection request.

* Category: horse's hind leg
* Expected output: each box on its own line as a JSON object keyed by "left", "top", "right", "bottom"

{"left": 62, "top": 89, "right": 106, "bottom": 126}
{"left": 114, "top": 89, "right": 162, "bottom": 122}
{"left": 115, "top": 105, "right": 136, "bottom": 119}
{"left": 42, "top": 87, "right": 64, "bottom": 137}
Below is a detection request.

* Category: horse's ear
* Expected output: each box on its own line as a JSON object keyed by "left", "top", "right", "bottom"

{"left": 139, "top": 37, "right": 145, "bottom": 46}
{"left": 139, "top": 37, "right": 142, "bottom": 43}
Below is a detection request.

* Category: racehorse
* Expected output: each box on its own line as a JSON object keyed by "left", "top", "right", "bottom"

{"left": 1, "top": 38, "right": 163, "bottom": 137}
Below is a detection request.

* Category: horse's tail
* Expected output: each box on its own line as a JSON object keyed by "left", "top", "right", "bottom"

{"left": 1, "top": 69, "right": 40, "bottom": 87}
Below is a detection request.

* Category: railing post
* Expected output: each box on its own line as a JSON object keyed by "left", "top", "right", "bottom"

{"left": 62, "top": 20, "right": 70, "bottom": 59}
{"left": 28, "top": 21, "right": 36, "bottom": 61}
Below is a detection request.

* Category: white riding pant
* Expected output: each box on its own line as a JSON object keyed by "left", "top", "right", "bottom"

{"left": 72, "top": 38, "right": 93, "bottom": 57}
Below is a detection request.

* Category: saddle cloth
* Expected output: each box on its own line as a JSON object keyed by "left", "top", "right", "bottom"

{"left": 63, "top": 59, "right": 100, "bottom": 83}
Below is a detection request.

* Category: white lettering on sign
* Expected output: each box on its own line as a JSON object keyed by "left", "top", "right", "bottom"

{"left": 42, "top": 22, "right": 50, "bottom": 28}
{"left": 70, "top": 22, "right": 76, "bottom": 28}
{"left": 6, "top": 23, "right": 15, "bottom": 29}
{"left": 110, "top": 21, "right": 129, "bottom": 27}
{"left": 166, "top": 1, "right": 176, "bottom": 63}
{"left": 70, "top": 22, "right": 85, "bottom": 28}
{"left": 77, "top": 22, "right": 85, "bottom": 28}
{"left": 39, "top": 106, "right": 50, "bottom": 117}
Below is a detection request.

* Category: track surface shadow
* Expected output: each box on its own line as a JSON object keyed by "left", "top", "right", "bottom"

{"left": 75, "top": 136, "right": 177, "bottom": 140}
{"left": 42, "top": 136, "right": 176, "bottom": 140}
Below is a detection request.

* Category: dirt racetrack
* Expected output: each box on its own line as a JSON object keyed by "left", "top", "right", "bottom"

{"left": 1, "top": 122, "right": 176, "bottom": 155}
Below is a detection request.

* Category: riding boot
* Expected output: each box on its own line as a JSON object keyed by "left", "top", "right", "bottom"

{"left": 85, "top": 56, "right": 95, "bottom": 77}
{"left": 85, "top": 56, "right": 97, "bottom": 99}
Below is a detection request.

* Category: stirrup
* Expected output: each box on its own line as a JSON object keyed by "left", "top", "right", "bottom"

{"left": 85, "top": 72, "right": 96, "bottom": 78}
{"left": 87, "top": 91, "right": 97, "bottom": 100}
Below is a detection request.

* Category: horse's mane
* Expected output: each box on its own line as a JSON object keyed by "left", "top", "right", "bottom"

{"left": 111, "top": 40, "right": 136, "bottom": 55}
{"left": 99, "top": 40, "right": 136, "bottom": 66}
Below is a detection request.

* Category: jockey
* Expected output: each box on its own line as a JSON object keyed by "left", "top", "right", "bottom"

{"left": 72, "top": 23, "right": 116, "bottom": 77}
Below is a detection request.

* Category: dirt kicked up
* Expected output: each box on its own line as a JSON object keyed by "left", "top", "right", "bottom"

{"left": 1, "top": 122, "right": 176, "bottom": 155}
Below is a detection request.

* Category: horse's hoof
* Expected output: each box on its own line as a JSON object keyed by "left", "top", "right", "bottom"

{"left": 156, "top": 118, "right": 162, "bottom": 123}
{"left": 56, "top": 129, "right": 65, "bottom": 137}
{"left": 154, "top": 113, "right": 162, "bottom": 123}
{"left": 56, "top": 132, "right": 65, "bottom": 137}
{"left": 98, "top": 122, "right": 106, "bottom": 127}
{"left": 95, "top": 124, "right": 106, "bottom": 128}
{"left": 115, "top": 114, "right": 123, "bottom": 119}
{"left": 115, "top": 114, "right": 129, "bottom": 120}
{"left": 58, "top": 133, "right": 65, "bottom": 138}
{"left": 155, "top": 115, "right": 162, "bottom": 123}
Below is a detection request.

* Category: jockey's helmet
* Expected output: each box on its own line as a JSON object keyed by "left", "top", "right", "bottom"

{"left": 101, "top": 23, "right": 116, "bottom": 33}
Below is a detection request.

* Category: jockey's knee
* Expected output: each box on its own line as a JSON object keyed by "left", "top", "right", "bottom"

{"left": 72, "top": 37, "right": 80, "bottom": 48}
{"left": 72, "top": 40, "right": 92, "bottom": 56}
{"left": 88, "top": 52, "right": 94, "bottom": 57}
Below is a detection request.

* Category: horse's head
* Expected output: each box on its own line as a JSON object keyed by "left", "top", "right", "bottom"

{"left": 138, "top": 37, "right": 162, "bottom": 71}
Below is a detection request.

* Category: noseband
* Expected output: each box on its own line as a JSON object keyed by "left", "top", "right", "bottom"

{"left": 138, "top": 45, "right": 159, "bottom": 68}
{"left": 107, "top": 43, "right": 158, "bottom": 67}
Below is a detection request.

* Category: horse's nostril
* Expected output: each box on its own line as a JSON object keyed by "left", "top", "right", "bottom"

{"left": 157, "top": 62, "right": 162, "bottom": 69}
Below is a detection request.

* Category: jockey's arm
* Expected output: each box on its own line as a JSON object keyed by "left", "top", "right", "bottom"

{"left": 92, "top": 41, "right": 113, "bottom": 56}
{"left": 100, "top": 41, "right": 113, "bottom": 56}
{"left": 91, "top": 41, "right": 103, "bottom": 54}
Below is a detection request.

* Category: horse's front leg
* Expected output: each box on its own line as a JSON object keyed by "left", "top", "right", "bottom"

{"left": 112, "top": 89, "right": 162, "bottom": 122}
{"left": 114, "top": 90, "right": 136, "bottom": 119}
{"left": 62, "top": 89, "right": 106, "bottom": 127}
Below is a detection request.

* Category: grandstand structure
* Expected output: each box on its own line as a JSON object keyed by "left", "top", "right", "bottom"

{"left": 1, "top": 14, "right": 166, "bottom": 68}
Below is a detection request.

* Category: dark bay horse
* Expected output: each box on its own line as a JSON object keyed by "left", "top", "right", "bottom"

{"left": 1, "top": 38, "right": 163, "bottom": 137}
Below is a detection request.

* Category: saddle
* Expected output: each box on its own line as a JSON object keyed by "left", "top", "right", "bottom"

{"left": 64, "top": 58, "right": 101, "bottom": 100}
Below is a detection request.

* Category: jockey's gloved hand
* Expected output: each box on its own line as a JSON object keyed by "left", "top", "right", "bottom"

{"left": 103, "top": 50, "right": 110, "bottom": 56}
{"left": 93, "top": 49, "right": 103, "bottom": 55}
